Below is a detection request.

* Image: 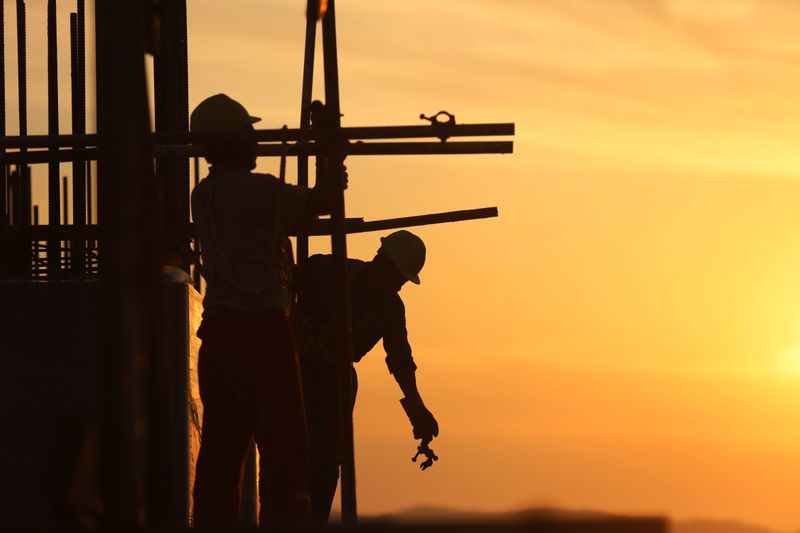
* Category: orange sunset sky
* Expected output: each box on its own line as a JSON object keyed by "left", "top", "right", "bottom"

{"left": 6, "top": 0, "right": 800, "bottom": 530}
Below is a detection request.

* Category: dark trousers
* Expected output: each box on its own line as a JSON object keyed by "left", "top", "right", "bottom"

{"left": 193, "top": 309, "right": 311, "bottom": 527}
{"left": 301, "top": 357, "right": 357, "bottom": 523}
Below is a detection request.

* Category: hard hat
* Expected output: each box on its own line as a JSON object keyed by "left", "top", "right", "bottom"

{"left": 190, "top": 94, "right": 261, "bottom": 133}
{"left": 379, "top": 230, "right": 426, "bottom": 285}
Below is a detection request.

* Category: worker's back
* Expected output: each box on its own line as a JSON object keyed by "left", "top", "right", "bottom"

{"left": 192, "top": 167, "right": 308, "bottom": 314}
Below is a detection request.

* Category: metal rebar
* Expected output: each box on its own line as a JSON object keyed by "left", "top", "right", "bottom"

{"left": 0, "top": 1, "right": 4, "bottom": 144}
{"left": 62, "top": 175, "right": 70, "bottom": 270}
{"left": 71, "top": 9, "right": 87, "bottom": 275}
{"left": 47, "top": 0, "right": 60, "bottom": 275}
{"left": 16, "top": 0, "right": 30, "bottom": 231}
{"left": 308, "top": 207, "right": 499, "bottom": 235}
{"left": 87, "top": 160, "right": 93, "bottom": 225}
{"left": 15, "top": 1, "right": 26, "bottom": 141}
{"left": 297, "top": 0, "right": 318, "bottom": 269}
{"left": 1, "top": 140, "right": 513, "bottom": 165}
{"left": 9, "top": 169, "right": 19, "bottom": 226}
{"left": 78, "top": 0, "right": 86, "bottom": 127}
{"left": 1, "top": 1, "right": 7, "bottom": 266}
{"left": 62, "top": 176, "right": 68, "bottom": 224}
{"left": 321, "top": 0, "right": 357, "bottom": 523}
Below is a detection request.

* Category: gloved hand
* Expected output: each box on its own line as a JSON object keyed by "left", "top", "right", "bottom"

{"left": 400, "top": 397, "right": 439, "bottom": 442}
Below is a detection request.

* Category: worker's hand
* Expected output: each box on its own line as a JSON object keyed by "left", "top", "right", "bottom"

{"left": 402, "top": 397, "right": 439, "bottom": 442}
{"left": 341, "top": 165, "right": 349, "bottom": 190}
{"left": 411, "top": 406, "right": 438, "bottom": 442}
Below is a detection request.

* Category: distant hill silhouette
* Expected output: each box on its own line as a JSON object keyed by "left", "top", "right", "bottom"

{"left": 366, "top": 505, "right": 633, "bottom": 523}
{"left": 362, "top": 506, "right": 782, "bottom": 533}
{"left": 673, "top": 519, "right": 778, "bottom": 533}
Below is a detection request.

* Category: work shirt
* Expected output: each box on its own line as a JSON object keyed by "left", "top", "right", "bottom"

{"left": 297, "top": 254, "right": 417, "bottom": 378}
{"left": 191, "top": 166, "right": 309, "bottom": 315}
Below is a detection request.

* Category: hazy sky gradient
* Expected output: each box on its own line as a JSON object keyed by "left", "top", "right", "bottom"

{"left": 5, "top": 1, "right": 799, "bottom": 529}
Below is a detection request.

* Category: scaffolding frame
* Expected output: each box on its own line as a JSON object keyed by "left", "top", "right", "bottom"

{"left": 0, "top": 0, "right": 514, "bottom": 527}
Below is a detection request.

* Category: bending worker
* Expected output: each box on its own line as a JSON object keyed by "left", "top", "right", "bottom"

{"left": 296, "top": 230, "right": 440, "bottom": 523}
{"left": 190, "top": 94, "right": 340, "bottom": 526}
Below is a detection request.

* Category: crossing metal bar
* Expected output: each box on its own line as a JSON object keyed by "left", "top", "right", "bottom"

{"left": 0, "top": 122, "right": 513, "bottom": 149}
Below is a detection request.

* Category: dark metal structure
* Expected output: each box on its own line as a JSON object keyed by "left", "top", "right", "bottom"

{"left": 0, "top": 0, "right": 514, "bottom": 527}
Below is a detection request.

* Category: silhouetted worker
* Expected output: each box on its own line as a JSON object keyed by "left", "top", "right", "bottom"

{"left": 296, "top": 230, "right": 440, "bottom": 523}
{"left": 190, "top": 93, "right": 339, "bottom": 526}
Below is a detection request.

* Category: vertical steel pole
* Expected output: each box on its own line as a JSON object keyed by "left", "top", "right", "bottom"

{"left": 62, "top": 176, "right": 69, "bottom": 270}
{"left": 71, "top": 7, "right": 87, "bottom": 275}
{"left": 32, "top": 205, "right": 39, "bottom": 277}
{"left": 192, "top": 157, "right": 201, "bottom": 291}
{"left": 152, "top": 1, "right": 190, "bottom": 524}
{"left": 87, "top": 162, "right": 93, "bottom": 225}
{"left": 0, "top": 1, "right": 7, "bottom": 271}
{"left": 62, "top": 177, "right": 68, "bottom": 223}
{"left": 320, "top": 0, "right": 357, "bottom": 524}
{"left": 16, "top": 0, "right": 30, "bottom": 233}
{"left": 154, "top": 0, "right": 190, "bottom": 270}
{"left": 10, "top": 171, "right": 19, "bottom": 226}
{"left": 47, "top": 0, "right": 61, "bottom": 276}
{"left": 96, "top": 0, "right": 159, "bottom": 526}
{"left": 296, "top": 0, "right": 318, "bottom": 267}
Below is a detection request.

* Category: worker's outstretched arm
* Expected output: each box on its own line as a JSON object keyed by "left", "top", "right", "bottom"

{"left": 397, "top": 372, "right": 439, "bottom": 442}
{"left": 382, "top": 295, "right": 439, "bottom": 442}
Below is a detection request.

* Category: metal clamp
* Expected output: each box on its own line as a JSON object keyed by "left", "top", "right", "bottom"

{"left": 411, "top": 438, "right": 439, "bottom": 471}
{"left": 420, "top": 111, "right": 456, "bottom": 142}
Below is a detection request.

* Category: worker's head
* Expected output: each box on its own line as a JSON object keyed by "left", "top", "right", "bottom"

{"left": 364, "top": 231, "right": 426, "bottom": 294}
{"left": 190, "top": 94, "right": 261, "bottom": 170}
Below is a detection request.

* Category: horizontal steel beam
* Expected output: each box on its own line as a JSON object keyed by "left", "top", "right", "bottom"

{"left": 307, "top": 206, "right": 498, "bottom": 235}
{"left": 0, "top": 122, "right": 514, "bottom": 149}
{"left": 346, "top": 141, "right": 512, "bottom": 156}
{"left": 1, "top": 140, "right": 512, "bottom": 164}
{"left": 1, "top": 148, "right": 97, "bottom": 164}
{"left": 6, "top": 207, "right": 498, "bottom": 240}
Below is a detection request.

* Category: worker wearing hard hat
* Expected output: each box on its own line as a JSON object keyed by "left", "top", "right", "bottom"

{"left": 296, "top": 230, "right": 439, "bottom": 523}
{"left": 190, "top": 94, "right": 340, "bottom": 526}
